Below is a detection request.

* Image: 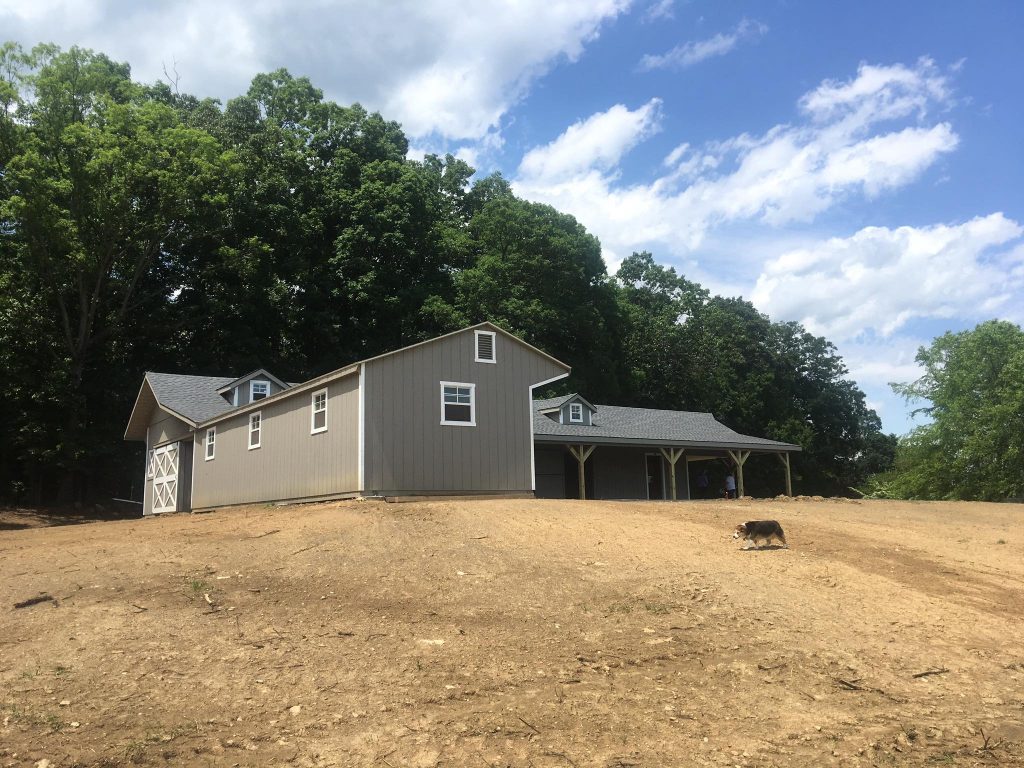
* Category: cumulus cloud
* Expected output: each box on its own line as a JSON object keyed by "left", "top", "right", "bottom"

{"left": 514, "top": 58, "right": 960, "bottom": 262}
{"left": 518, "top": 99, "right": 662, "bottom": 183}
{"left": 0, "top": 0, "right": 629, "bottom": 140}
{"left": 638, "top": 18, "right": 767, "bottom": 71}
{"left": 751, "top": 214, "right": 1024, "bottom": 342}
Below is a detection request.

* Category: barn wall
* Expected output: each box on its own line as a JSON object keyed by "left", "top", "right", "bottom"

{"left": 143, "top": 409, "right": 193, "bottom": 515}
{"left": 191, "top": 374, "right": 360, "bottom": 508}
{"left": 363, "top": 329, "right": 567, "bottom": 495}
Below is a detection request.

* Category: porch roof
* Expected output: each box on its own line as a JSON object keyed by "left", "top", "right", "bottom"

{"left": 533, "top": 398, "right": 800, "bottom": 453}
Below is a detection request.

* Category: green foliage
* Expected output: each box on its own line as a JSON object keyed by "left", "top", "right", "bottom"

{"left": 880, "top": 320, "right": 1024, "bottom": 500}
{"left": 0, "top": 40, "right": 896, "bottom": 503}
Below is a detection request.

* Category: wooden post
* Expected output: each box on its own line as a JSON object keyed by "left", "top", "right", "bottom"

{"left": 777, "top": 452, "right": 792, "bottom": 496}
{"left": 725, "top": 449, "right": 751, "bottom": 498}
{"left": 567, "top": 444, "right": 595, "bottom": 500}
{"left": 658, "top": 447, "right": 685, "bottom": 500}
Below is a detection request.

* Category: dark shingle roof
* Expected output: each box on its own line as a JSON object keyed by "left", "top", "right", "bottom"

{"left": 533, "top": 398, "right": 800, "bottom": 451}
{"left": 146, "top": 372, "right": 237, "bottom": 424}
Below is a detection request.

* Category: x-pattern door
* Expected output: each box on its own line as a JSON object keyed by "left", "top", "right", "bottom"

{"left": 152, "top": 444, "right": 179, "bottom": 513}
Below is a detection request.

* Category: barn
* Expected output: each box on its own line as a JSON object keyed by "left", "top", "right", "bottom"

{"left": 124, "top": 323, "right": 798, "bottom": 513}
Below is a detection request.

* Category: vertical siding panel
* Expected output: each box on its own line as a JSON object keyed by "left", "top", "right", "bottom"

{"left": 191, "top": 373, "right": 360, "bottom": 508}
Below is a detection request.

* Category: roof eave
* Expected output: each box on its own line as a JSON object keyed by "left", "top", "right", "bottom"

{"left": 533, "top": 432, "right": 801, "bottom": 452}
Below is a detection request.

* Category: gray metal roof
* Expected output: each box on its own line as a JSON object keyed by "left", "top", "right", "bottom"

{"left": 146, "top": 372, "right": 237, "bottom": 424}
{"left": 533, "top": 398, "right": 800, "bottom": 452}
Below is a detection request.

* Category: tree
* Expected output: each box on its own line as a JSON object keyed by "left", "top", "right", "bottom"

{"left": 0, "top": 44, "right": 234, "bottom": 500}
{"left": 449, "top": 196, "right": 626, "bottom": 399}
{"left": 884, "top": 320, "right": 1024, "bottom": 500}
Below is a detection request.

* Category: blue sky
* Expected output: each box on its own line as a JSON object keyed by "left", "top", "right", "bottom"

{"left": 4, "top": 0, "right": 1023, "bottom": 434}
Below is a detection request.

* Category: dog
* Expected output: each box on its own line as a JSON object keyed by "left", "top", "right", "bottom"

{"left": 733, "top": 520, "right": 788, "bottom": 549}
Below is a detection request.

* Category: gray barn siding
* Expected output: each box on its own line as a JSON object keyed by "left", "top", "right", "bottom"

{"left": 150, "top": 409, "right": 192, "bottom": 446}
{"left": 534, "top": 446, "right": 566, "bottom": 498}
{"left": 592, "top": 447, "right": 648, "bottom": 499}
{"left": 191, "top": 375, "right": 360, "bottom": 509}
{"left": 363, "top": 330, "right": 565, "bottom": 495}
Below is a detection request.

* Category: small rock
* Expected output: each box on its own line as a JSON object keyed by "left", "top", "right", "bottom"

{"left": 59, "top": 700, "right": 70, "bottom": 707}
{"left": 70, "top": 722, "right": 80, "bottom": 728}
{"left": 36, "top": 761, "right": 51, "bottom": 768}
{"left": 288, "top": 705, "right": 301, "bottom": 716}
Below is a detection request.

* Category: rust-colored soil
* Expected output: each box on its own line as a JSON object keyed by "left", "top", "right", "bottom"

{"left": 1, "top": 498, "right": 1022, "bottom": 767}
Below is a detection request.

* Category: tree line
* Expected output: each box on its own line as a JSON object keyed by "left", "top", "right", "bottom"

{"left": 0, "top": 43, "right": 896, "bottom": 505}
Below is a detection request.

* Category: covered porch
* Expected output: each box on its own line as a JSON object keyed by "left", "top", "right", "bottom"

{"left": 534, "top": 439, "right": 796, "bottom": 501}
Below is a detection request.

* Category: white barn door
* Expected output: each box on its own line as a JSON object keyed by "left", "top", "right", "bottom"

{"left": 152, "top": 443, "right": 179, "bottom": 513}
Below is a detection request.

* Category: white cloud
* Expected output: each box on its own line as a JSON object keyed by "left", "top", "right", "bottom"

{"left": 638, "top": 18, "right": 767, "bottom": 71}
{"left": 0, "top": 0, "right": 629, "bottom": 140}
{"left": 518, "top": 99, "right": 662, "bottom": 183}
{"left": 641, "top": 0, "right": 675, "bottom": 23}
{"left": 800, "top": 58, "right": 951, "bottom": 123}
{"left": 751, "top": 214, "right": 1024, "bottom": 342}
{"left": 514, "top": 58, "right": 961, "bottom": 263}
{"left": 511, "top": 57, "right": 1016, "bottom": 438}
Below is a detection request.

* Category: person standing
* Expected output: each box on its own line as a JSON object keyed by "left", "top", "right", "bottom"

{"left": 724, "top": 471, "right": 736, "bottom": 499}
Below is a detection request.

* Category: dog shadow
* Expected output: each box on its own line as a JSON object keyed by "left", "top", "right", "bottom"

{"left": 739, "top": 544, "right": 788, "bottom": 552}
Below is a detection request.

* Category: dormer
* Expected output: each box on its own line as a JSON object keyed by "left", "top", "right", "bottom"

{"left": 217, "top": 369, "right": 290, "bottom": 407}
{"left": 539, "top": 394, "right": 596, "bottom": 426}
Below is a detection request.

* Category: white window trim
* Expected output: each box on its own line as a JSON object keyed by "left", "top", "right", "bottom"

{"left": 205, "top": 427, "right": 216, "bottom": 460}
{"left": 569, "top": 402, "right": 584, "bottom": 423}
{"left": 147, "top": 448, "right": 155, "bottom": 478}
{"left": 248, "top": 411, "right": 262, "bottom": 450}
{"left": 474, "top": 330, "right": 496, "bottom": 364}
{"left": 310, "top": 387, "right": 328, "bottom": 434}
{"left": 250, "top": 380, "right": 270, "bottom": 401}
{"left": 440, "top": 381, "right": 476, "bottom": 427}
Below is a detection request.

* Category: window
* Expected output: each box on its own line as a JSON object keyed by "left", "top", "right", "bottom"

{"left": 248, "top": 412, "right": 262, "bottom": 449}
{"left": 569, "top": 403, "right": 583, "bottom": 423}
{"left": 440, "top": 382, "right": 476, "bottom": 426}
{"left": 205, "top": 427, "right": 216, "bottom": 460}
{"left": 250, "top": 380, "right": 270, "bottom": 401}
{"left": 475, "top": 330, "right": 496, "bottom": 363}
{"left": 311, "top": 388, "right": 328, "bottom": 434}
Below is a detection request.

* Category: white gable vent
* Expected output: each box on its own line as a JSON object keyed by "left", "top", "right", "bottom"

{"left": 475, "top": 330, "right": 496, "bottom": 363}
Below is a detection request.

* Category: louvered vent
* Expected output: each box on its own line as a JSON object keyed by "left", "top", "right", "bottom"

{"left": 476, "top": 331, "right": 495, "bottom": 362}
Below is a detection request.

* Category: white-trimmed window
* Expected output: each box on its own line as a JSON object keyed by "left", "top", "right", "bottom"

{"left": 205, "top": 427, "right": 216, "bottom": 460}
{"left": 441, "top": 382, "right": 476, "bottom": 426}
{"left": 569, "top": 402, "right": 584, "bottom": 423}
{"left": 474, "top": 330, "right": 496, "bottom": 363}
{"left": 250, "top": 380, "right": 270, "bottom": 401}
{"left": 147, "top": 449, "right": 155, "bottom": 478}
{"left": 248, "top": 412, "right": 262, "bottom": 449}
{"left": 311, "top": 388, "right": 328, "bottom": 434}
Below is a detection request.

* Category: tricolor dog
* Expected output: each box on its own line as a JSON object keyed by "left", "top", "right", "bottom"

{"left": 733, "top": 520, "right": 788, "bottom": 549}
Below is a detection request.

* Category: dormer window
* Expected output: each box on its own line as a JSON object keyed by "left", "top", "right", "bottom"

{"left": 475, "top": 330, "right": 496, "bottom": 364}
{"left": 250, "top": 380, "right": 270, "bottom": 401}
{"left": 569, "top": 403, "right": 584, "bottom": 423}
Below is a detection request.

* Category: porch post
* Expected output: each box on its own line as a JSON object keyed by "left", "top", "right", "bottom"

{"left": 658, "top": 447, "right": 685, "bottom": 500}
{"left": 567, "top": 444, "right": 595, "bottom": 500}
{"left": 777, "top": 452, "right": 792, "bottom": 496}
{"left": 726, "top": 449, "right": 751, "bottom": 498}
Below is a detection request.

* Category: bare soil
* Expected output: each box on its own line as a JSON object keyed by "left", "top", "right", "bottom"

{"left": 1, "top": 497, "right": 1023, "bottom": 767}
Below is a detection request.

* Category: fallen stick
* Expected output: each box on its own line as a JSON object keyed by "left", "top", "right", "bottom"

{"left": 517, "top": 715, "right": 540, "bottom": 734}
{"left": 249, "top": 529, "right": 281, "bottom": 540}
{"left": 912, "top": 668, "right": 949, "bottom": 679}
{"left": 13, "top": 594, "right": 56, "bottom": 609}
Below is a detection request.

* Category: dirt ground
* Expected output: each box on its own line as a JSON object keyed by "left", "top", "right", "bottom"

{"left": 1, "top": 497, "right": 1023, "bottom": 767}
